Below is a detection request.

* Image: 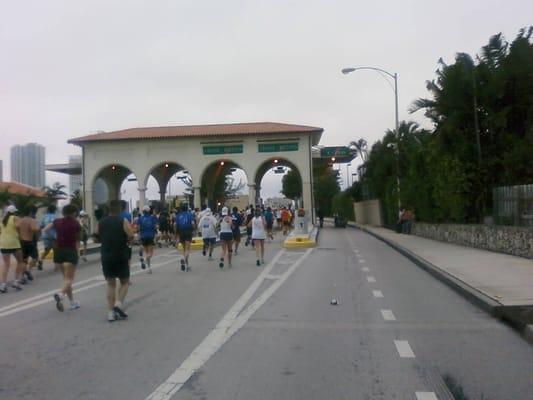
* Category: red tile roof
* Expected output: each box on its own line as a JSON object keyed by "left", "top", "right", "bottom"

{"left": 69, "top": 122, "right": 323, "bottom": 145}
{"left": 0, "top": 182, "right": 45, "bottom": 197}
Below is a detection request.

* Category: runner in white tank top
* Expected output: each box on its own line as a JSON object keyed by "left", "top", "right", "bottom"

{"left": 249, "top": 210, "right": 267, "bottom": 266}
{"left": 218, "top": 207, "right": 234, "bottom": 269}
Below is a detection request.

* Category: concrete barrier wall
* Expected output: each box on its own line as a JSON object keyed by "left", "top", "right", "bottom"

{"left": 353, "top": 200, "right": 383, "bottom": 226}
{"left": 412, "top": 222, "right": 533, "bottom": 259}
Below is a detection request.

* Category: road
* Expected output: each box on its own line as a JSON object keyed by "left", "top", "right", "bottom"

{"left": 1, "top": 225, "right": 532, "bottom": 400}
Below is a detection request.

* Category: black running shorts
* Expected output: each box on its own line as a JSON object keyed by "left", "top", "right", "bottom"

{"left": 102, "top": 259, "right": 130, "bottom": 280}
{"left": 179, "top": 229, "right": 193, "bottom": 244}
{"left": 53, "top": 247, "right": 79, "bottom": 265}
{"left": 21, "top": 240, "right": 38, "bottom": 260}
{"left": 141, "top": 237, "right": 155, "bottom": 247}
{"left": 220, "top": 232, "right": 233, "bottom": 242}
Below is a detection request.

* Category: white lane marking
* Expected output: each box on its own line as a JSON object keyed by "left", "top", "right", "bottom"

{"left": 145, "top": 248, "right": 313, "bottom": 400}
{"left": 381, "top": 309, "right": 396, "bottom": 321}
{"left": 372, "top": 290, "right": 384, "bottom": 298}
{"left": 366, "top": 276, "right": 376, "bottom": 283}
{"left": 361, "top": 267, "right": 370, "bottom": 272}
{"left": 359, "top": 259, "right": 366, "bottom": 263}
{"left": 0, "top": 251, "right": 173, "bottom": 314}
{"left": 355, "top": 253, "right": 362, "bottom": 258}
{"left": 353, "top": 249, "right": 359, "bottom": 253}
{"left": 415, "top": 392, "right": 438, "bottom": 400}
{"left": 394, "top": 340, "right": 415, "bottom": 358}
{"left": 0, "top": 258, "right": 177, "bottom": 319}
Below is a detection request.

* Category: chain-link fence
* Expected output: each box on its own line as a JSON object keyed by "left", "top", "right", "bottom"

{"left": 493, "top": 184, "right": 533, "bottom": 227}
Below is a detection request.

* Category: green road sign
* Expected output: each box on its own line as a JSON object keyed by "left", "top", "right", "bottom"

{"left": 203, "top": 145, "right": 243, "bottom": 155}
{"left": 320, "top": 146, "right": 351, "bottom": 157}
{"left": 258, "top": 142, "right": 299, "bottom": 153}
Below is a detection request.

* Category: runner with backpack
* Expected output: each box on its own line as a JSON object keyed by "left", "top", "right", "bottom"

{"left": 135, "top": 205, "right": 158, "bottom": 274}
{"left": 175, "top": 204, "right": 195, "bottom": 271}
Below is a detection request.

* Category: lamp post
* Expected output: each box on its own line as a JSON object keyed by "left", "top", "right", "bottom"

{"left": 346, "top": 163, "right": 351, "bottom": 189}
{"left": 341, "top": 66, "right": 401, "bottom": 210}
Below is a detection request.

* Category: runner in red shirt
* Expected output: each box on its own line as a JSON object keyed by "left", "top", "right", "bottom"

{"left": 43, "top": 204, "right": 81, "bottom": 312}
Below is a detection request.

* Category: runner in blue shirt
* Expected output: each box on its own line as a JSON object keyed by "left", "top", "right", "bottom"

{"left": 134, "top": 206, "right": 158, "bottom": 273}
{"left": 175, "top": 204, "right": 195, "bottom": 271}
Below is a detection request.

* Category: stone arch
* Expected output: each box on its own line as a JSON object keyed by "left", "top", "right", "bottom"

{"left": 143, "top": 161, "right": 191, "bottom": 205}
{"left": 253, "top": 157, "right": 303, "bottom": 205}
{"left": 199, "top": 159, "right": 249, "bottom": 209}
{"left": 90, "top": 163, "right": 139, "bottom": 206}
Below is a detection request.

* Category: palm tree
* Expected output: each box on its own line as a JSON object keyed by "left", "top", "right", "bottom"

{"left": 42, "top": 182, "right": 68, "bottom": 205}
{"left": 349, "top": 139, "right": 369, "bottom": 162}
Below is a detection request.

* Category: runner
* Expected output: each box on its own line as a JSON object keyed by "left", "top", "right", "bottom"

{"left": 95, "top": 200, "right": 134, "bottom": 322}
{"left": 0, "top": 205, "right": 25, "bottom": 293}
{"left": 198, "top": 208, "right": 217, "bottom": 261}
{"left": 18, "top": 205, "right": 40, "bottom": 282}
{"left": 281, "top": 206, "right": 291, "bottom": 236}
{"left": 218, "top": 207, "right": 233, "bottom": 269}
{"left": 158, "top": 209, "right": 171, "bottom": 246}
{"left": 78, "top": 210, "right": 90, "bottom": 262}
{"left": 37, "top": 204, "right": 57, "bottom": 270}
{"left": 231, "top": 206, "right": 243, "bottom": 254}
{"left": 264, "top": 206, "right": 274, "bottom": 240}
{"left": 249, "top": 207, "right": 267, "bottom": 266}
{"left": 44, "top": 204, "right": 81, "bottom": 311}
{"left": 135, "top": 205, "right": 158, "bottom": 274}
{"left": 244, "top": 205, "right": 254, "bottom": 246}
{"left": 275, "top": 208, "right": 282, "bottom": 230}
{"left": 175, "top": 204, "right": 195, "bottom": 271}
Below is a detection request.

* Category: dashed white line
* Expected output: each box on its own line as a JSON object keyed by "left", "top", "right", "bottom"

{"left": 394, "top": 340, "right": 415, "bottom": 358}
{"left": 359, "top": 259, "right": 366, "bottom": 263}
{"left": 366, "top": 276, "right": 376, "bottom": 283}
{"left": 361, "top": 267, "right": 370, "bottom": 272}
{"left": 381, "top": 309, "right": 396, "bottom": 321}
{"left": 145, "top": 248, "right": 314, "bottom": 400}
{"left": 372, "top": 290, "right": 384, "bottom": 298}
{"left": 415, "top": 392, "right": 438, "bottom": 400}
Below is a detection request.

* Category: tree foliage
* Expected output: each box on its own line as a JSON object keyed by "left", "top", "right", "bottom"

{"left": 281, "top": 169, "right": 302, "bottom": 199}
{"left": 352, "top": 28, "right": 533, "bottom": 225}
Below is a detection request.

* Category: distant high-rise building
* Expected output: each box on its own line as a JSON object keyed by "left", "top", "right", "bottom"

{"left": 10, "top": 143, "right": 45, "bottom": 188}
{"left": 68, "top": 155, "right": 82, "bottom": 194}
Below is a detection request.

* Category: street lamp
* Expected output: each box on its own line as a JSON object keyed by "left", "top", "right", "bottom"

{"left": 342, "top": 65, "right": 401, "bottom": 210}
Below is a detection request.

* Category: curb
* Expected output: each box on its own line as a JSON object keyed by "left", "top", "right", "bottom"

{"left": 351, "top": 223, "right": 533, "bottom": 345}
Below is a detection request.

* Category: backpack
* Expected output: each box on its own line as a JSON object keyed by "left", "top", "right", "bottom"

{"left": 177, "top": 212, "right": 193, "bottom": 231}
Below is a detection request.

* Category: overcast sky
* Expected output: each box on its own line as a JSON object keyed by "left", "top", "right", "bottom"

{"left": 1, "top": 0, "right": 531, "bottom": 200}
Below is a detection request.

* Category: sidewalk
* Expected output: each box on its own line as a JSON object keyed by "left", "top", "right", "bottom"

{"left": 352, "top": 223, "right": 533, "bottom": 342}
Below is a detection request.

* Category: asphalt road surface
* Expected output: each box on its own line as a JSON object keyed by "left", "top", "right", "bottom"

{"left": 1, "top": 225, "right": 532, "bottom": 400}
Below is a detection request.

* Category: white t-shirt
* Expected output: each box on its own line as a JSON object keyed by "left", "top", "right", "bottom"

{"left": 219, "top": 215, "right": 233, "bottom": 234}
{"left": 199, "top": 215, "right": 217, "bottom": 239}
{"left": 251, "top": 216, "right": 267, "bottom": 240}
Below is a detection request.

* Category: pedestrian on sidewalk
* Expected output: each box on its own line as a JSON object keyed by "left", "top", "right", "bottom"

{"left": 37, "top": 204, "right": 57, "bottom": 270}
{"left": 231, "top": 206, "right": 243, "bottom": 254}
{"left": 199, "top": 208, "right": 217, "bottom": 261}
{"left": 44, "top": 204, "right": 81, "bottom": 311}
{"left": 218, "top": 207, "right": 234, "bottom": 269}
{"left": 401, "top": 208, "right": 413, "bottom": 234}
{"left": 18, "top": 205, "right": 40, "bottom": 282}
{"left": 175, "top": 204, "right": 195, "bottom": 271}
{"left": 95, "top": 200, "right": 134, "bottom": 322}
{"left": 0, "top": 205, "right": 25, "bottom": 293}
{"left": 249, "top": 208, "right": 267, "bottom": 266}
{"left": 135, "top": 205, "right": 158, "bottom": 274}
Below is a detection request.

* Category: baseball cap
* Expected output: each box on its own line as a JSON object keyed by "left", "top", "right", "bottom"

{"left": 221, "top": 207, "right": 228, "bottom": 216}
{"left": 6, "top": 205, "right": 17, "bottom": 213}
{"left": 79, "top": 210, "right": 87, "bottom": 216}
{"left": 142, "top": 205, "right": 151, "bottom": 212}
